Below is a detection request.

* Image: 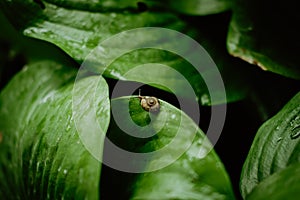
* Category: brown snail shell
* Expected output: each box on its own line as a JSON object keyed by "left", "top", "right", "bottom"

{"left": 138, "top": 93, "right": 160, "bottom": 112}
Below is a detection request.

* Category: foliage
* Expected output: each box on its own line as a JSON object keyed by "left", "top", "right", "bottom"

{"left": 0, "top": 0, "right": 299, "bottom": 199}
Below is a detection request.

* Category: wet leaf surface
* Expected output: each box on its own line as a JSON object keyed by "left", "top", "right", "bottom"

{"left": 240, "top": 92, "right": 300, "bottom": 198}
{"left": 100, "top": 96, "right": 235, "bottom": 199}
{"left": 0, "top": 61, "right": 110, "bottom": 199}
{"left": 1, "top": 0, "right": 249, "bottom": 105}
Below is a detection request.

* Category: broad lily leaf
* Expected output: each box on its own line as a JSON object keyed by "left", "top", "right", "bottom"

{"left": 227, "top": 0, "right": 300, "bottom": 79}
{"left": 240, "top": 91, "right": 300, "bottom": 198}
{"left": 1, "top": 0, "right": 248, "bottom": 105}
{"left": 100, "top": 96, "right": 235, "bottom": 199}
{"left": 0, "top": 61, "right": 110, "bottom": 199}
{"left": 1, "top": 0, "right": 181, "bottom": 63}
{"left": 246, "top": 162, "right": 300, "bottom": 200}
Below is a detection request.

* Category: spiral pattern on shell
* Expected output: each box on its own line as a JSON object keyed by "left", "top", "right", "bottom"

{"left": 139, "top": 96, "right": 160, "bottom": 112}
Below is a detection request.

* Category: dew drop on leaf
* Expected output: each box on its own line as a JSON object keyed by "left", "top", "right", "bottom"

{"left": 290, "top": 126, "right": 300, "bottom": 140}
{"left": 65, "top": 124, "right": 71, "bottom": 132}
{"left": 290, "top": 115, "right": 300, "bottom": 129}
{"left": 201, "top": 94, "right": 210, "bottom": 105}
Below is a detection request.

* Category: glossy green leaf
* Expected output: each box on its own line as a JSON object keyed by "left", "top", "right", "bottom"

{"left": 168, "top": 0, "right": 232, "bottom": 16}
{"left": 0, "top": 0, "right": 248, "bottom": 105}
{"left": 240, "top": 91, "right": 300, "bottom": 198}
{"left": 227, "top": 0, "right": 300, "bottom": 79}
{"left": 0, "top": 61, "right": 110, "bottom": 199}
{"left": 246, "top": 162, "right": 300, "bottom": 200}
{"left": 101, "top": 96, "right": 235, "bottom": 199}
{"left": 0, "top": 0, "right": 184, "bottom": 64}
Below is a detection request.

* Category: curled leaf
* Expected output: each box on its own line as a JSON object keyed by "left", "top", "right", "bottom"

{"left": 100, "top": 96, "right": 235, "bottom": 199}
{"left": 240, "top": 91, "right": 300, "bottom": 198}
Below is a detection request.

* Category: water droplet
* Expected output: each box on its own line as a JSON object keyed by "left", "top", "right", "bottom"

{"left": 171, "top": 114, "right": 176, "bottom": 119}
{"left": 63, "top": 169, "right": 68, "bottom": 174}
{"left": 290, "top": 116, "right": 300, "bottom": 129}
{"left": 277, "top": 137, "right": 282, "bottom": 142}
{"left": 65, "top": 124, "right": 71, "bottom": 132}
{"left": 196, "top": 138, "right": 202, "bottom": 146}
{"left": 290, "top": 126, "right": 300, "bottom": 139}
{"left": 196, "top": 147, "right": 207, "bottom": 159}
{"left": 276, "top": 126, "right": 280, "bottom": 130}
{"left": 201, "top": 94, "right": 210, "bottom": 105}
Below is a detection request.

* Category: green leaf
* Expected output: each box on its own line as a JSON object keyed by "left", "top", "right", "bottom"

{"left": 168, "top": 0, "right": 233, "bottom": 16}
{"left": 227, "top": 0, "right": 300, "bottom": 79}
{"left": 101, "top": 96, "right": 235, "bottom": 199}
{"left": 1, "top": 0, "right": 184, "bottom": 63}
{"left": 240, "top": 91, "right": 300, "bottom": 198}
{"left": 0, "top": 61, "right": 110, "bottom": 199}
{"left": 1, "top": 0, "right": 248, "bottom": 105}
{"left": 246, "top": 162, "right": 300, "bottom": 200}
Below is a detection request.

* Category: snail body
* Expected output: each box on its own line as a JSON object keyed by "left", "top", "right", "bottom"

{"left": 138, "top": 90, "right": 160, "bottom": 112}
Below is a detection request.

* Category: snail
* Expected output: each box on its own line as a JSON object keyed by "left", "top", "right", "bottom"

{"left": 138, "top": 90, "right": 160, "bottom": 112}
